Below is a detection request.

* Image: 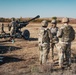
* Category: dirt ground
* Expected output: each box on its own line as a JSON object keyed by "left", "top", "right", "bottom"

{"left": 0, "top": 23, "right": 76, "bottom": 75}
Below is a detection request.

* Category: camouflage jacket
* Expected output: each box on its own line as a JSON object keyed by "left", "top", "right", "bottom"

{"left": 57, "top": 24, "right": 75, "bottom": 43}
{"left": 50, "top": 27, "right": 59, "bottom": 43}
{"left": 38, "top": 27, "right": 52, "bottom": 46}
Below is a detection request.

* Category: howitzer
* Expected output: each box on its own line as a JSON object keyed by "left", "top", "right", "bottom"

{"left": 0, "top": 15, "right": 40, "bottom": 40}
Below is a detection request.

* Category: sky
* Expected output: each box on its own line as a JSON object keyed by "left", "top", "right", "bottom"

{"left": 0, "top": 0, "right": 76, "bottom": 18}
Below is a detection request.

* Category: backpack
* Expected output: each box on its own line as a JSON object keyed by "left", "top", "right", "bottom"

{"left": 61, "top": 25, "right": 75, "bottom": 42}
{"left": 39, "top": 28, "right": 50, "bottom": 43}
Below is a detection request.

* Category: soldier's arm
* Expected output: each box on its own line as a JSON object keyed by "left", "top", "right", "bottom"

{"left": 38, "top": 28, "right": 42, "bottom": 44}
{"left": 47, "top": 29, "right": 53, "bottom": 42}
{"left": 71, "top": 26, "right": 75, "bottom": 40}
{"left": 57, "top": 28, "right": 63, "bottom": 38}
{"left": 73, "top": 32, "right": 75, "bottom": 41}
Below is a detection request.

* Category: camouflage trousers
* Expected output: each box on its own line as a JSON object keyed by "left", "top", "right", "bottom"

{"left": 56, "top": 42, "right": 71, "bottom": 67}
{"left": 39, "top": 43, "right": 50, "bottom": 64}
{"left": 50, "top": 43, "right": 55, "bottom": 60}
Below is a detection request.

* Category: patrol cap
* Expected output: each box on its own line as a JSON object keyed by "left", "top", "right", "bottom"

{"left": 62, "top": 17, "right": 69, "bottom": 23}
{"left": 51, "top": 19, "right": 57, "bottom": 24}
{"left": 41, "top": 20, "right": 48, "bottom": 27}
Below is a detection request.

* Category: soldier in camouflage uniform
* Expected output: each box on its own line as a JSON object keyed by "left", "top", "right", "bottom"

{"left": 9, "top": 18, "right": 17, "bottom": 35}
{"left": 0, "top": 23, "right": 5, "bottom": 33}
{"left": 57, "top": 17, "right": 75, "bottom": 68}
{"left": 38, "top": 20, "right": 51, "bottom": 65}
{"left": 50, "top": 19, "right": 58, "bottom": 60}
{"left": 9, "top": 18, "right": 17, "bottom": 42}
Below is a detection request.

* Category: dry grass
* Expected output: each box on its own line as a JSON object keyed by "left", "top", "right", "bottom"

{"left": 0, "top": 23, "right": 76, "bottom": 75}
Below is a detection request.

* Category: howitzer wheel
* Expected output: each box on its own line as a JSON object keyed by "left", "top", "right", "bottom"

{"left": 22, "top": 30, "right": 30, "bottom": 40}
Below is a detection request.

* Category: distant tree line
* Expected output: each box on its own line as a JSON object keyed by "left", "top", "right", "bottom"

{"left": 0, "top": 17, "right": 11, "bottom": 22}
{"left": 0, "top": 17, "right": 61, "bottom": 23}
{"left": 0, "top": 17, "right": 75, "bottom": 24}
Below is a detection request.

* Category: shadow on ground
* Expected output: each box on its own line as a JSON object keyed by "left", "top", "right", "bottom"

{"left": 0, "top": 55, "right": 23, "bottom": 65}
{"left": 29, "top": 38, "right": 38, "bottom": 41}
{"left": 0, "top": 46, "right": 21, "bottom": 54}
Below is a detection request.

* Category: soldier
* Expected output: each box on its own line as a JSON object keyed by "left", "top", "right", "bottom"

{"left": 57, "top": 17, "right": 75, "bottom": 68}
{"left": 38, "top": 20, "right": 51, "bottom": 65}
{"left": 0, "top": 23, "right": 5, "bottom": 33}
{"left": 50, "top": 19, "right": 58, "bottom": 60}
{"left": 9, "top": 18, "right": 17, "bottom": 35}
{"left": 9, "top": 18, "right": 17, "bottom": 42}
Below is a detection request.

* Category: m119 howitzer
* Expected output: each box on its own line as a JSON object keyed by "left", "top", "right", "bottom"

{"left": 0, "top": 15, "right": 40, "bottom": 40}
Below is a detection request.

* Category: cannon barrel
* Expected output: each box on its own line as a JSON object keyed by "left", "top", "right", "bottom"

{"left": 17, "top": 15, "right": 40, "bottom": 29}
{"left": 20, "top": 15, "right": 40, "bottom": 23}
{"left": 26, "top": 15, "right": 40, "bottom": 23}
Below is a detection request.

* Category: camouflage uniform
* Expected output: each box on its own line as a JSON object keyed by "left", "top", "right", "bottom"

{"left": 0, "top": 23, "right": 5, "bottom": 33}
{"left": 9, "top": 18, "right": 18, "bottom": 42}
{"left": 9, "top": 18, "right": 17, "bottom": 35}
{"left": 38, "top": 20, "right": 51, "bottom": 64}
{"left": 50, "top": 19, "right": 58, "bottom": 59}
{"left": 57, "top": 17, "right": 75, "bottom": 67}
